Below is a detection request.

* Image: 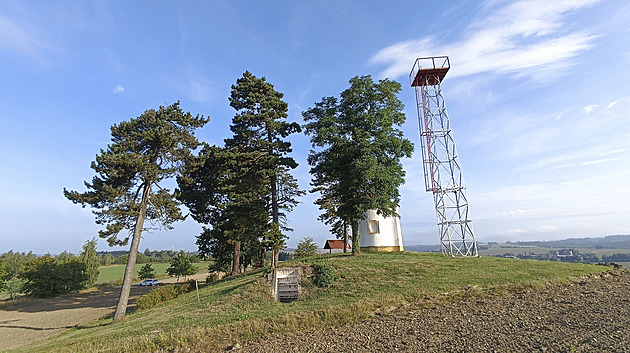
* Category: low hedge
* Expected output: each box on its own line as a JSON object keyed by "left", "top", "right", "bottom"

{"left": 135, "top": 282, "right": 194, "bottom": 310}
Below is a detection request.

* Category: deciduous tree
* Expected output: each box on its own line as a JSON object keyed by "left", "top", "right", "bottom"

{"left": 64, "top": 102, "right": 208, "bottom": 321}
{"left": 79, "top": 239, "right": 100, "bottom": 288}
{"left": 22, "top": 255, "right": 88, "bottom": 298}
{"left": 303, "top": 76, "right": 414, "bottom": 254}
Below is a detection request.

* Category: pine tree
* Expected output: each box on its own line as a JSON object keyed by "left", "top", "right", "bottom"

{"left": 64, "top": 102, "right": 208, "bottom": 321}
{"left": 303, "top": 76, "right": 414, "bottom": 254}
{"left": 167, "top": 251, "right": 196, "bottom": 282}
{"left": 227, "top": 71, "right": 303, "bottom": 269}
{"left": 178, "top": 72, "right": 302, "bottom": 274}
{"left": 138, "top": 263, "right": 156, "bottom": 280}
{"left": 294, "top": 237, "right": 319, "bottom": 258}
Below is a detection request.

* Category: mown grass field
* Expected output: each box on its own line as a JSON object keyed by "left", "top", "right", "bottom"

{"left": 96, "top": 262, "right": 209, "bottom": 284}
{"left": 14, "top": 252, "right": 610, "bottom": 353}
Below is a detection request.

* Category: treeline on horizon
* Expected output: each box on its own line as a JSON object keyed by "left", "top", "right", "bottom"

{"left": 504, "top": 234, "right": 630, "bottom": 249}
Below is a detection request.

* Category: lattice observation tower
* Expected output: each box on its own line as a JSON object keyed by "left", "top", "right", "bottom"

{"left": 410, "top": 56, "right": 478, "bottom": 257}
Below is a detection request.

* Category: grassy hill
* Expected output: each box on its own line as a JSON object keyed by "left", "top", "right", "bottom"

{"left": 14, "top": 252, "right": 610, "bottom": 352}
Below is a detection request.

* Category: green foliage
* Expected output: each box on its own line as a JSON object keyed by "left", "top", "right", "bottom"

{"left": 79, "top": 239, "right": 100, "bottom": 288}
{"left": 0, "top": 250, "right": 37, "bottom": 279}
{"left": 22, "top": 255, "right": 88, "bottom": 298}
{"left": 63, "top": 101, "right": 208, "bottom": 321}
{"left": 102, "top": 253, "right": 115, "bottom": 266}
{"left": 179, "top": 72, "right": 302, "bottom": 275}
{"left": 294, "top": 237, "right": 319, "bottom": 258}
{"left": 138, "top": 263, "right": 156, "bottom": 280}
{"left": 312, "top": 262, "right": 337, "bottom": 288}
{"left": 303, "top": 76, "right": 414, "bottom": 254}
{"left": 3, "top": 277, "right": 25, "bottom": 299}
{"left": 167, "top": 251, "right": 196, "bottom": 281}
{"left": 134, "top": 282, "right": 194, "bottom": 310}
{"left": 55, "top": 251, "right": 76, "bottom": 263}
{"left": 63, "top": 101, "right": 209, "bottom": 246}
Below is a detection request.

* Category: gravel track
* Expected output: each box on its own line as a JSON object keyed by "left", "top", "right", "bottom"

{"left": 240, "top": 268, "right": 630, "bottom": 353}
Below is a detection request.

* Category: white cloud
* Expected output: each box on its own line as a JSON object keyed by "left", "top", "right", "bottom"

{"left": 113, "top": 85, "right": 125, "bottom": 94}
{"left": 606, "top": 98, "right": 628, "bottom": 109}
{"left": 505, "top": 228, "right": 527, "bottom": 234}
{"left": 582, "top": 104, "right": 598, "bottom": 114}
{"left": 534, "top": 225, "right": 559, "bottom": 232}
{"left": 369, "top": 0, "right": 602, "bottom": 81}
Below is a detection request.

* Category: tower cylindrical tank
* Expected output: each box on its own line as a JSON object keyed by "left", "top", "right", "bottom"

{"left": 358, "top": 209, "right": 404, "bottom": 252}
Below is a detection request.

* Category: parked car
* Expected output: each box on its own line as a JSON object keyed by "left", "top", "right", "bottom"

{"left": 138, "top": 279, "right": 158, "bottom": 286}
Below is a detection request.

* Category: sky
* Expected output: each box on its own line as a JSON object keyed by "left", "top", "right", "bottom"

{"left": 1, "top": 0, "right": 629, "bottom": 255}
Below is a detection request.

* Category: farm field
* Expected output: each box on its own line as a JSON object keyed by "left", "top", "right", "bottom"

{"left": 96, "top": 262, "right": 210, "bottom": 284}
{"left": 479, "top": 246, "right": 630, "bottom": 258}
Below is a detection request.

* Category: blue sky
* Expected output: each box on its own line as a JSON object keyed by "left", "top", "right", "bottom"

{"left": 1, "top": 0, "right": 629, "bottom": 254}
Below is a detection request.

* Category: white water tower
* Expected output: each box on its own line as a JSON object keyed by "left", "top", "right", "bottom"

{"left": 358, "top": 209, "right": 404, "bottom": 252}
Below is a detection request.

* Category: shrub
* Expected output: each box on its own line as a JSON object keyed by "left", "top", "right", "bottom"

{"left": 206, "top": 272, "right": 221, "bottom": 283}
{"left": 312, "top": 262, "right": 337, "bottom": 288}
{"left": 135, "top": 282, "right": 194, "bottom": 310}
{"left": 22, "top": 256, "right": 88, "bottom": 298}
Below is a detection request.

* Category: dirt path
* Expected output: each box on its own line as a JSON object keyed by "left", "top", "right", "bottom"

{"left": 241, "top": 269, "right": 630, "bottom": 353}
{"left": 0, "top": 286, "right": 152, "bottom": 352}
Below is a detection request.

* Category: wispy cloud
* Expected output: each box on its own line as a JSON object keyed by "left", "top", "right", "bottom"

{"left": 582, "top": 104, "right": 598, "bottom": 114}
{"left": 369, "top": 0, "right": 602, "bottom": 80}
{"left": 0, "top": 11, "right": 55, "bottom": 62}
{"left": 606, "top": 98, "right": 628, "bottom": 109}
{"left": 113, "top": 85, "right": 125, "bottom": 94}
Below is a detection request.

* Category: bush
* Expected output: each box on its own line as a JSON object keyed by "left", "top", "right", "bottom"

{"left": 22, "top": 256, "right": 88, "bottom": 298}
{"left": 312, "top": 262, "right": 337, "bottom": 288}
{"left": 135, "top": 282, "right": 194, "bottom": 310}
{"left": 206, "top": 272, "right": 221, "bottom": 283}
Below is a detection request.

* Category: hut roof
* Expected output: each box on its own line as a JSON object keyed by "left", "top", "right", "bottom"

{"left": 324, "top": 239, "right": 349, "bottom": 250}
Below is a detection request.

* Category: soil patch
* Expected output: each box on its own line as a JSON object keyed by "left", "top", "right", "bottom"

{"left": 240, "top": 269, "right": 630, "bottom": 352}
{"left": 0, "top": 286, "right": 151, "bottom": 352}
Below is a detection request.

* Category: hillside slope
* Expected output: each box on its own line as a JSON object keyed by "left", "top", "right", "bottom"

{"left": 13, "top": 252, "right": 612, "bottom": 352}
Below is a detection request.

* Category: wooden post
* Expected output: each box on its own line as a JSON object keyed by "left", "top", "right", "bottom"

{"left": 195, "top": 280, "right": 199, "bottom": 303}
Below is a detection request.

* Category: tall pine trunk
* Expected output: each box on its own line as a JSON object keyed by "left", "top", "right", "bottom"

{"left": 113, "top": 181, "right": 150, "bottom": 322}
{"left": 231, "top": 240, "right": 241, "bottom": 276}
{"left": 272, "top": 248, "right": 279, "bottom": 268}
{"left": 351, "top": 220, "right": 360, "bottom": 255}
{"left": 260, "top": 247, "right": 266, "bottom": 267}
{"left": 268, "top": 131, "right": 280, "bottom": 270}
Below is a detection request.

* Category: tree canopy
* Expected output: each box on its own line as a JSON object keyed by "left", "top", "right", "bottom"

{"left": 178, "top": 72, "right": 302, "bottom": 275}
{"left": 79, "top": 239, "right": 100, "bottom": 288}
{"left": 64, "top": 101, "right": 208, "bottom": 321}
{"left": 303, "top": 75, "right": 414, "bottom": 254}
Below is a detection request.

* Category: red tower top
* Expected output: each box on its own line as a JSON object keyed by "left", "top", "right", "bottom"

{"left": 409, "top": 56, "right": 450, "bottom": 87}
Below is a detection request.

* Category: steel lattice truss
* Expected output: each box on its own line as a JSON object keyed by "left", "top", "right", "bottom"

{"left": 410, "top": 57, "right": 478, "bottom": 257}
